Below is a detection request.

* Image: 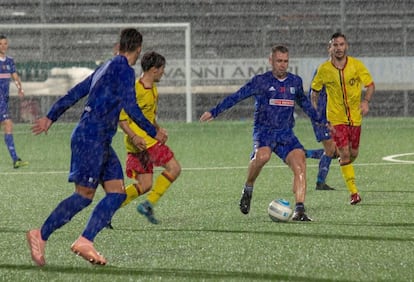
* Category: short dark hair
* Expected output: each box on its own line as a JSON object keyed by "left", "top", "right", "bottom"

{"left": 330, "top": 32, "right": 346, "bottom": 42}
{"left": 141, "top": 51, "right": 166, "bottom": 72}
{"left": 271, "top": 45, "right": 289, "bottom": 54}
{"left": 0, "top": 34, "right": 7, "bottom": 40}
{"left": 119, "top": 28, "right": 143, "bottom": 53}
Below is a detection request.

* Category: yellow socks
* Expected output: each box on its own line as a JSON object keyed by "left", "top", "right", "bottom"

{"left": 121, "top": 183, "right": 140, "bottom": 207}
{"left": 340, "top": 163, "right": 358, "bottom": 194}
{"left": 147, "top": 172, "right": 174, "bottom": 205}
{"left": 122, "top": 171, "right": 176, "bottom": 207}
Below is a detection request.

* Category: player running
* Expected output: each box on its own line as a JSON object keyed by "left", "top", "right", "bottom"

{"left": 116, "top": 51, "right": 181, "bottom": 225}
{"left": 26, "top": 28, "right": 167, "bottom": 267}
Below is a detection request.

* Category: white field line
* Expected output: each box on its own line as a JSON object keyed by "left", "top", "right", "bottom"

{"left": 0, "top": 160, "right": 412, "bottom": 175}
{"left": 382, "top": 152, "right": 414, "bottom": 163}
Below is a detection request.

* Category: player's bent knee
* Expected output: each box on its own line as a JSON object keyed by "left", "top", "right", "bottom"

{"left": 256, "top": 152, "right": 272, "bottom": 164}
{"left": 75, "top": 185, "right": 96, "bottom": 199}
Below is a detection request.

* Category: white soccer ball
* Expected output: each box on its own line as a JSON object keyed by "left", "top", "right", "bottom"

{"left": 268, "top": 199, "right": 293, "bottom": 222}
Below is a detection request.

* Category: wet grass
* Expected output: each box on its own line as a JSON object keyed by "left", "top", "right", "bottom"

{"left": 1, "top": 117, "right": 413, "bottom": 281}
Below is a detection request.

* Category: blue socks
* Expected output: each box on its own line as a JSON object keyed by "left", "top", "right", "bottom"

{"left": 305, "top": 149, "right": 324, "bottom": 159}
{"left": 317, "top": 154, "right": 332, "bottom": 184}
{"left": 41, "top": 193, "right": 92, "bottom": 241}
{"left": 82, "top": 193, "right": 126, "bottom": 242}
{"left": 40, "top": 192, "right": 126, "bottom": 242}
{"left": 4, "top": 134, "right": 18, "bottom": 161}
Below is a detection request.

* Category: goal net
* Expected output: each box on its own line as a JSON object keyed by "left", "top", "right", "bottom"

{"left": 0, "top": 23, "right": 192, "bottom": 122}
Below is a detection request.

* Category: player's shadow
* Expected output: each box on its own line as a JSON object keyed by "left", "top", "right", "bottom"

{"left": 0, "top": 263, "right": 352, "bottom": 282}
{"left": 120, "top": 226, "right": 414, "bottom": 243}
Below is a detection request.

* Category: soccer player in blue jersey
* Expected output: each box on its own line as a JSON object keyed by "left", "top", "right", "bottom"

{"left": 26, "top": 28, "right": 168, "bottom": 267}
{"left": 307, "top": 84, "right": 337, "bottom": 191}
{"left": 0, "top": 35, "right": 29, "bottom": 168}
{"left": 200, "top": 45, "right": 327, "bottom": 221}
{"left": 306, "top": 41, "right": 338, "bottom": 191}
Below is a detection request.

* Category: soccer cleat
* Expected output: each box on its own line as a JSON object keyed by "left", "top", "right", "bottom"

{"left": 350, "top": 193, "right": 362, "bottom": 205}
{"left": 137, "top": 201, "right": 159, "bottom": 224}
{"left": 26, "top": 229, "right": 46, "bottom": 266}
{"left": 13, "top": 158, "right": 29, "bottom": 169}
{"left": 71, "top": 236, "right": 107, "bottom": 265}
{"left": 291, "top": 205, "right": 313, "bottom": 221}
{"left": 239, "top": 189, "right": 252, "bottom": 214}
{"left": 315, "top": 182, "right": 335, "bottom": 190}
{"left": 291, "top": 211, "right": 313, "bottom": 221}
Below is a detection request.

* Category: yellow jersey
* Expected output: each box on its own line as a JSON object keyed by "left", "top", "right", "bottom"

{"left": 311, "top": 56, "right": 374, "bottom": 126}
{"left": 119, "top": 79, "right": 158, "bottom": 153}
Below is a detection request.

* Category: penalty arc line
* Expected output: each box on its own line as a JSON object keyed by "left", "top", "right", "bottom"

{"left": 382, "top": 152, "right": 414, "bottom": 164}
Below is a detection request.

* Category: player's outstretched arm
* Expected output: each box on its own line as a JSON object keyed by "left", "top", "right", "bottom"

{"left": 32, "top": 117, "right": 53, "bottom": 135}
{"left": 200, "top": 112, "right": 213, "bottom": 122}
{"left": 12, "top": 73, "right": 24, "bottom": 97}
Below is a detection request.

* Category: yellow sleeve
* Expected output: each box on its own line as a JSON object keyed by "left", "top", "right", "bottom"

{"left": 356, "top": 59, "right": 374, "bottom": 87}
{"left": 311, "top": 64, "right": 326, "bottom": 91}
{"left": 119, "top": 108, "right": 129, "bottom": 121}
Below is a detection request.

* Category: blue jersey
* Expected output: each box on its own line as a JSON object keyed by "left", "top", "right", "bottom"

{"left": 0, "top": 56, "right": 16, "bottom": 100}
{"left": 0, "top": 56, "right": 16, "bottom": 120}
{"left": 45, "top": 55, "right": 157, "bottom": 188}
{"left": 46, "top": 55, "right": 156, "bottom": 142}
{"left": 210, "top": 71, "right": 323, "bottom": 132}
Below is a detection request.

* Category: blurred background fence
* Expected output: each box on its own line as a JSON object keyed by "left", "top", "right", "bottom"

{"left": 1, "top": 0, "right": 414, "bottom": 121}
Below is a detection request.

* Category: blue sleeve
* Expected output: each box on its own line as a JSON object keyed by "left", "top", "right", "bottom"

{"left": 46, "top": 75, "right": 92, "bottom": 122}
{"left": 123, "top": 102, "right": 157, "bottom": 138}
{"left": 120, "top": 71, "right": 157, "bottom": 138}
{"left": 210, "top": 79, "right": 256, "bottom": 118}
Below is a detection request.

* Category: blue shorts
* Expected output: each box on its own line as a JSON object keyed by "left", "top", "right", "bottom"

{"left": 0, "top": 98, "right": 10, "bottom": 122}
{"left": 68, "top": 135, "right": 123, "bottom": 188}
{"left": 252, "top": 128, "right": 304, "bottom": 162}
{"left": 311, "top": 121, "right": 331, "bottom": 142}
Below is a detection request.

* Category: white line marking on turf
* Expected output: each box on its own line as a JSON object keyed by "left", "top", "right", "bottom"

{"left": 382, "top": 153, "right": 414, "bottom": 164}
{"left": 1, "top": 161, "right": 412, "bottom": 175}
{"left": 0, "top": 171, "right": 68, "bottom": 175}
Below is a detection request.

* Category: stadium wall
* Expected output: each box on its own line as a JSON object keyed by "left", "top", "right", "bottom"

{"left": 9, "top": 89, "right": 414, "bottom": 124}
{"left": 8, "top": 56, "right": 414, "bottom": 122}
{"left": 3, "top": 1, "right": 414, "bottom": 121}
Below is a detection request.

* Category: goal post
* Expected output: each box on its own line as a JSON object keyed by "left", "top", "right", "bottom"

{"left": 0, "top": 23, "right": 193, "bottom": 122}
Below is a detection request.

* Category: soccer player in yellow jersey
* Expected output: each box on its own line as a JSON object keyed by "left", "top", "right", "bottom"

{"left": 311, "top": 32, "right": 375, "bottom": 205}
{"left": 119, "top": 51, "right": 181, "bottom": 224}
